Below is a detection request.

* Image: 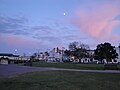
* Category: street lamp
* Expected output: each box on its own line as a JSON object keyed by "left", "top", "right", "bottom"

{"left": 15, "top": 49, "right": 17, "bottom": 55}
{"left": 61, "top": 47, "right": 65, "bottom": 62}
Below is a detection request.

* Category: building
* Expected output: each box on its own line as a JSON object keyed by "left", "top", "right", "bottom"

{"left": 33, "top": 52, "right": 49, "bottom": 61}
{"left": 47, "top": 44, "right": 120, "bottom": 63}
{"left": 115, "top": 45, "right": 120, "bottom": 63}
{"left": 0, "top": 53, "right": 31, "bottom": 64}
{"left": 18, "top": 56, "right": 30, "bottom": 61}
{"left": 79, "top": 50, "right": 95, "bottom": 63}
{"left": 47, "top": 47, "right": 63, "bottom": 62}
{"left": 0, "top": 53, "right": 19, "bottom": 64}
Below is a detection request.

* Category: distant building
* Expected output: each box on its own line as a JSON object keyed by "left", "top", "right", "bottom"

{"left": 0, "top": 53, "right": 19, "bottom": 64}
{"left": 33, "top": 52, "right": 49, "bottom": 61}
{"left": 0, "top": 53, "right": 31, "bottom": 64}
{"left": 80, "top": 50, "right": 95, "bottom": 63}
{"left": 80, "top": 46, "right": 120, "bottom": 64}
{"left": 18, "top": 56, "right": 30, "bottom": 61}
{"left": 115, "top": 44, "right": 120, "bottom": 63}
{"left": 47, "top": 47, "right": 63, "bottom": 62}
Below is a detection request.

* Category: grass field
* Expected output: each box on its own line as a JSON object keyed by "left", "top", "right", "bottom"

{"left": 0, "top": 71, "right": 120, "bottom": 90}
{"left": 19, "top": 62, "right": 120, "bottom": 70}
{"left": 31, "top": 62, "right": 105, "bottom": 70}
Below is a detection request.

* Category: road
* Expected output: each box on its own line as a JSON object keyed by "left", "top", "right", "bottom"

{"left": 0, "top": 64, "right": 120, "bottom": 78}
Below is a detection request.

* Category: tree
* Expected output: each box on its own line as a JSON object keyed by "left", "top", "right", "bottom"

{"left": 65, "top": 41, "right": 90, "bottom": 62}
{"left": 69, "top": 41, "right": 90, "bottom": 51}
{"left": 74, "top": 48, "right": 88, "bottom": 60}
{"left": 94, "top": 42, "right": 118, "bottom": 63}
{"left": 69, "top": 41, "right": 79, "bottom": 51}
{"left": 64, "top": 49, "right": 72, "bottom": 56}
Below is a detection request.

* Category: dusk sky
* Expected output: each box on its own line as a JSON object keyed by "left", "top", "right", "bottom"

{"left": 0, "top": 0, "right": 120, "bottom": 55}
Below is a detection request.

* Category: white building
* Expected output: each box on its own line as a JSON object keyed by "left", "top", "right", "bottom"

{"left": 0, "top": 53, "right": 19, "bottom": 64}
{"left": 79, "top": 50, "right": 95, "bottom": 63}
{"left": 18, "top": 56, "right": 30, "bottom": 61}
{"left": 47, "top": 47, "right": 63, "bottom": 62}
{"left": 33, "top": 52, "right": 49, "bottom": 61}
{"left": 0, "top": 53, "right": 31, "bottom": 64}
{"left": 115, "top": 45, "right": 120, "bottom": 63}
{"left": 80, "top": 46, "right": 120, "bottom": 64}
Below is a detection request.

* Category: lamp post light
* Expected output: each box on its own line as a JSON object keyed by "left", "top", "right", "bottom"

{"left": 14, "top": 49, "right": 18, "bottom": 60}
{"left": 15, "top": 49, "right": 17, "bottom": 55}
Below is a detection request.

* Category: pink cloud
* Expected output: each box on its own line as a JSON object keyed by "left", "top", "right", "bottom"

{"left": 0, "top": 34, "right": 39, "bottom": 48}
{"left": 72, "top": 4, "right": 120, "bottom": 43}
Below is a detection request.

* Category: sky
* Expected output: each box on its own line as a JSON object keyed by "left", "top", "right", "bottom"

{"left": 0, "top": 0, "right": 120, "bottom": 55}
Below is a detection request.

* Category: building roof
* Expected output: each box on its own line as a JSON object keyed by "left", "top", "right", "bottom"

{"left": 87, "top": 50, "right": 94, "bottom": 52}
{"left": 0, "top": 53, "right": 19, "bottom": 57}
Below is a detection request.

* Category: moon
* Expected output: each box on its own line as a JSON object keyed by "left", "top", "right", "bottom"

{"left": 63, "top": 13, "right": 66, "bottom": 16}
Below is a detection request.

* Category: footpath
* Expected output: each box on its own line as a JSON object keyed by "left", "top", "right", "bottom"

{"left": 0, "top": 64, "right": 120, "bottom": 78}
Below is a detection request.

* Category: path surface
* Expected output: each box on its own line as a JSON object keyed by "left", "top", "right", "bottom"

{"left": 0, "top": 64, "right": 120, "bottom": 78}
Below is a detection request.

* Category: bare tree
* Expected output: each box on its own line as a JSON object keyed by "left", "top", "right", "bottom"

{"left": 65, "top": 41, "right": 90, "bottom": 62}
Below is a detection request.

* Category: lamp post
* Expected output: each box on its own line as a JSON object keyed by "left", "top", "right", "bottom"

{"left": 46, "top": 49, "right": 50, "bottom": 62}
{"left": 15, "top": 49, "right": 17, "bottom": 55}
{"left": 14, "top": 49, "right": 18, "bottom": 61}
{"left": 118, "top": 43, "right": 120, "bottom": 55}
{"left": 61, "top": 47, "right": 65, "bottom": 62}
{"left": 118, "top": 43, "right": 120, "bottom": 60}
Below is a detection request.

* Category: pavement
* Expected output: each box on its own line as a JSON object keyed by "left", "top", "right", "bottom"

{"left": 0, "top": 64, "right": 120, "bottom": 78}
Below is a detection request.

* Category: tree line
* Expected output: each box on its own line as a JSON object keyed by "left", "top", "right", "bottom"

{"left": 64, "top": 41, "right": 118, "bottom": 63}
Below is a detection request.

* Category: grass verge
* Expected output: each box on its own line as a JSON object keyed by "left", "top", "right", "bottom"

{"left": 19, "top": 62, "right": 120, "bottom": 70}
{"left": 0, "top": 71, "right": 120, "bottom": 90}
{"left": 32, "top": 62, "right": 105, "bottom": 70}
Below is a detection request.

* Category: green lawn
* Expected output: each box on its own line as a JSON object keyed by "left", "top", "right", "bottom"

{"left": 32, "top": 62, "right": 105, "bottom": 70}
{"left": 0, "top": 71, "right": 120, "bottom": 90}
{"left": 19, "top": 62, "right": 120, "bottom": 70}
